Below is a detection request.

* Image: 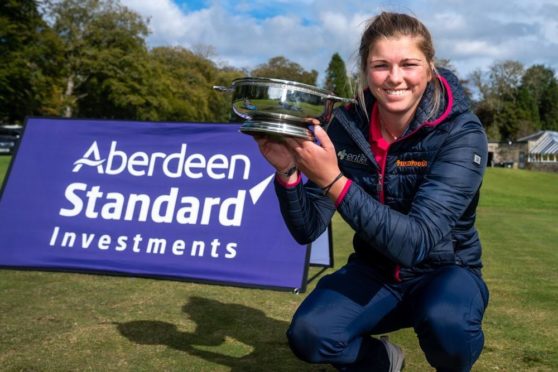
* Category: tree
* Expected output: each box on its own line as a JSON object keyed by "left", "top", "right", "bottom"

{"left": 209, "top": 65, "right": 246, "bottom": 123}
{"left": 45, "top": 0, "right": 152, "bottom": 119}
{"left": 521, "top": 65, "right": 555, "bottom": 108}
{"left": 473, "top": 99, "right": 499, "bottom": 140}
{"left": 522, "top": 65, "right": 558, "bottom": 131}
{"left": 488, "top": 60, "right": 524, "bottom": 101}
{"left": 515, "top": 85, "right": 540, "bottom": 137}
{"left": 148, "top": 46, "right": 244, "bottom": 123}
{"left": 469, "top": 60, "right": 526, "bottom": 141}
{"left": 540, "top": 79, "right": 558, "bottom": 131}
{"left": 324, "top": 53, "right": 352, "bottom": 98}
{"left": 250, "top": 56, "right": 318, "bottom": 86}
{"left": 149, "top": 46, "right": 215, "bottom": 122}
{"left": 0, "top": 0, "right": 64, "bottom": 123}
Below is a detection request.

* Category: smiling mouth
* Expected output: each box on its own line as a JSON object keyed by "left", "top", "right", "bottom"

{"left": 384, "top": 89, "right": 410, "bottom": 96}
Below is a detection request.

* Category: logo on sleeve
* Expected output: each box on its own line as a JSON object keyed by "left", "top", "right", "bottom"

{"left": 337, "top": 149, "right": 368, "bottom": 165}
{"left": 473, "top": 153, "right": 482, "bottom": 166}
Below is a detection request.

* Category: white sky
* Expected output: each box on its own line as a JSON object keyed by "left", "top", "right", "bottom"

{"left": 121, "top": 0, "right": 558, "bottom": 83}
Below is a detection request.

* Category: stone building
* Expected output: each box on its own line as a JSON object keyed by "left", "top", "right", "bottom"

{"left": 487, "top": 130, "right": 558, "bottom": 172}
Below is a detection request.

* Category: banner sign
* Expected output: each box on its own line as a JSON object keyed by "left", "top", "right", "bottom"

{"left": 0, "top": 118, "right": 314, "bottom": 291}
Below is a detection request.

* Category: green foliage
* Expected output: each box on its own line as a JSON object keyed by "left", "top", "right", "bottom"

{"left": 540, "top": 79, "right": 558, "bottom": 131}
{"left": 0, "top": 0, "right": 64, "bottom": 123}
{"left": 515, "top": 86, "right": 540, "bottom": 137}
{"left": 520, "top": 64, "right": 558, "bottom": 132}
{"left": 324, "top": 53, "right": 352, "bottom": 98}
{"left": 474, "top": 99, "right": 500, "bottom": 140}
{"left": 521, "top": 65, "right": 555, "bottom": 107}
{"left": 148, "top": 47, "right": 244, "bottom": 123}
{"left": 46, "top": 0, "right": 153, "bottom": 118}
{"left": 251, "top": 56, "right": 318, "bottom": 86}
{"left": 470, "top": 61, "right": 558, "bottom": 141}
{"left": 0, "top": 0, "right": 244, "bottom": 124}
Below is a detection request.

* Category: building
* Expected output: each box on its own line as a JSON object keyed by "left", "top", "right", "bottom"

{"left": 487, "top": 130, "right": 558, "bottom": 172}
{"left": 523, "top": 130, "right": 558, "bottom": 172}
{"left": 487, "top": 139, "right": 526, "bottom": 169}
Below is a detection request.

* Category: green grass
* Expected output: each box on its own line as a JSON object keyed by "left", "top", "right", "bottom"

{"left": 1, "top": 157, "right": 557, "bottom": 371}
{"left": 474, "top": 169, "right": 558, "bottom": 371}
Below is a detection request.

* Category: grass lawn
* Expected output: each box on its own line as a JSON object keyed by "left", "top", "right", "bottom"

{"left": 1, "top": 155, "right": 557, "bottom": 371}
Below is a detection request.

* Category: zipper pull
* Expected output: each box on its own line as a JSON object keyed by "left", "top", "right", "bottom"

{"left": 377, "top": 174, "right": 383, "bottom": 193}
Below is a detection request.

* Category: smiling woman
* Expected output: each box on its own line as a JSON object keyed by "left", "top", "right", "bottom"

{"left": 367, "top": 36, "right": 433, "bottom": 139}
{"left": 250, "top": 11, "right": 490, "bottom": 372}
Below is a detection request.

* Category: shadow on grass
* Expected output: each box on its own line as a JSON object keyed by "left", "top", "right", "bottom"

{"left": 116, "top": 296, "right": 296, "bottom": 371}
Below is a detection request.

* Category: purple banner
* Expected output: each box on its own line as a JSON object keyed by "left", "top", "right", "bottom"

{"left": 0, "top": 118, "right": 310, "bottom": 291}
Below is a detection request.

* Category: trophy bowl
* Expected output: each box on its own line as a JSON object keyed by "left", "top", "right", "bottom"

{"left": 214, "top": 77, "right": 356, "bottom": 140}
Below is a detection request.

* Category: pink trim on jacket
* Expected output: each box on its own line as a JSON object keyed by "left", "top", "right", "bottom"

{"left": 275, "top": 171, "right": 302, "bottom": 188}
{"left": 335, "top": 179, "right": 352, "bottom": 208}
{"left": 425, "top": 75, "right": 454, "bottom": 126}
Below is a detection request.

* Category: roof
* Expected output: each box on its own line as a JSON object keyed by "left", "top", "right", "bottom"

{"left": 517, "top": 130, "right": 546, "bottom": 142}
{"left": 530, "top": 131, "right": 558, "bottom": 155}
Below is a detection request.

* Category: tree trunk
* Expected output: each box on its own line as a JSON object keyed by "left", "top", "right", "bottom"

{"left": 64, "top": 75, "right": 74, "bottom": 117}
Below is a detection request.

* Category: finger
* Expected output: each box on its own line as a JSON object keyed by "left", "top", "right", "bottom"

{"left": 304, "top": 118, "right": 321, "bottom": 126}
{"left": 313, "top": 125, "right": 333, "bottom": 149}
{"left": 283, "top": 136, "right": 303, "bottom": 150}
{"left": 307, "top": 125, "right": 321, "bottom": 146}
{"left": 254, "top": 137, "right": 270, "bottom": 150}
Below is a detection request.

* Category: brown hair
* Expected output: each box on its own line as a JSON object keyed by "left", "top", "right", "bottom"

{"left": 357, "top": 12, "right": 443, "bottom": 121}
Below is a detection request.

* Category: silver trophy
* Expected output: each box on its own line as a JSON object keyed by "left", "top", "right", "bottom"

{"left": 214, "top": 77, "right": 356, "bottom": 140}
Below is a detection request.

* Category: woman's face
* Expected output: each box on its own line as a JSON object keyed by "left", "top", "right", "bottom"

{"left": 367, "top": 36, "right": 432, "bottom": 120}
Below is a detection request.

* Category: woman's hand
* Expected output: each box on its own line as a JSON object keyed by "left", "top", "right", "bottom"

{"left": 253, "top": 120, "right": 345, "bottom": 195}
{"left": 284, "top": 122, "right": 341, "bottom": 189}
{"left": 253, "top": 134, "right": 296, "bottom": 175}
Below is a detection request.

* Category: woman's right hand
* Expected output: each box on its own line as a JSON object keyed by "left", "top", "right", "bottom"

{"left": 253, "top": 135, "right": 296, "bottom": 176}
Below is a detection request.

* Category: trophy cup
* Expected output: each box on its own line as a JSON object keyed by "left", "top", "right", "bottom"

{"left": 214, "top": 77, "right": 356, "bottom": 140}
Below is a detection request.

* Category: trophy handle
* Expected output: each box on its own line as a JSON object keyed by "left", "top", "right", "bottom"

{"left": 213, "top": 85, "right": 234, "bottom": 93}
{"left": 325, "top": 95, "right": 357, "bottom": 104}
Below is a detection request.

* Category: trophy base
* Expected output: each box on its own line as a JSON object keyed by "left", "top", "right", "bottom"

{"left": 239, "top": 121, "right": 312, "bottom": 140}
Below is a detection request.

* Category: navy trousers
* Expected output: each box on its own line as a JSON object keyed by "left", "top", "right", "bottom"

{"left": 287, "top": 255, "right": 489, "bottom": 371}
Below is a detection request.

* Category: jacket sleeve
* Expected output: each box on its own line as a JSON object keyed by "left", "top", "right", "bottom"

{"left": 336, "top": 117, "right": 488, "bottom": 267}
{"left": 274, "top": 177, "right": 337, "bottom": 244}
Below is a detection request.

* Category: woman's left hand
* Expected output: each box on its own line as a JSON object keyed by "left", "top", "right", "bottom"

{"left": 284, "top": 122, "right": 341, "bottom": 188}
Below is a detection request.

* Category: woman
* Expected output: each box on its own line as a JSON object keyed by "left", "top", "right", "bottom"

{"left": 255, "top": 12, "right": 489, "bottom": 372}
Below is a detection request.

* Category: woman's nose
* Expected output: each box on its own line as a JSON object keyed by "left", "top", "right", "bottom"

{"left": 387, "top": 66, "right": 403, "bottom": 84}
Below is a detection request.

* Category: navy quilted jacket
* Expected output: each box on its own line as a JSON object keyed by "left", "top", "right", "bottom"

{"left": 275, "top": 68, "right": 488, "bottom": 281}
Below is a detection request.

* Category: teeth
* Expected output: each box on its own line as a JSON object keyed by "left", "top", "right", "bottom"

{"left": 385, "top": 89, "right": 409, "bottom": 96}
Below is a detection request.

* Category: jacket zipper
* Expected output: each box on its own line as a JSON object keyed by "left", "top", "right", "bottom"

{"left": 377, "top": 173, "right": 384, "bottom": 203}
{"left": 378, "top": 142, "right": 401, "bottom": 282}
{"left": 378, "top": 142, "right": 389, "bottom": 204}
